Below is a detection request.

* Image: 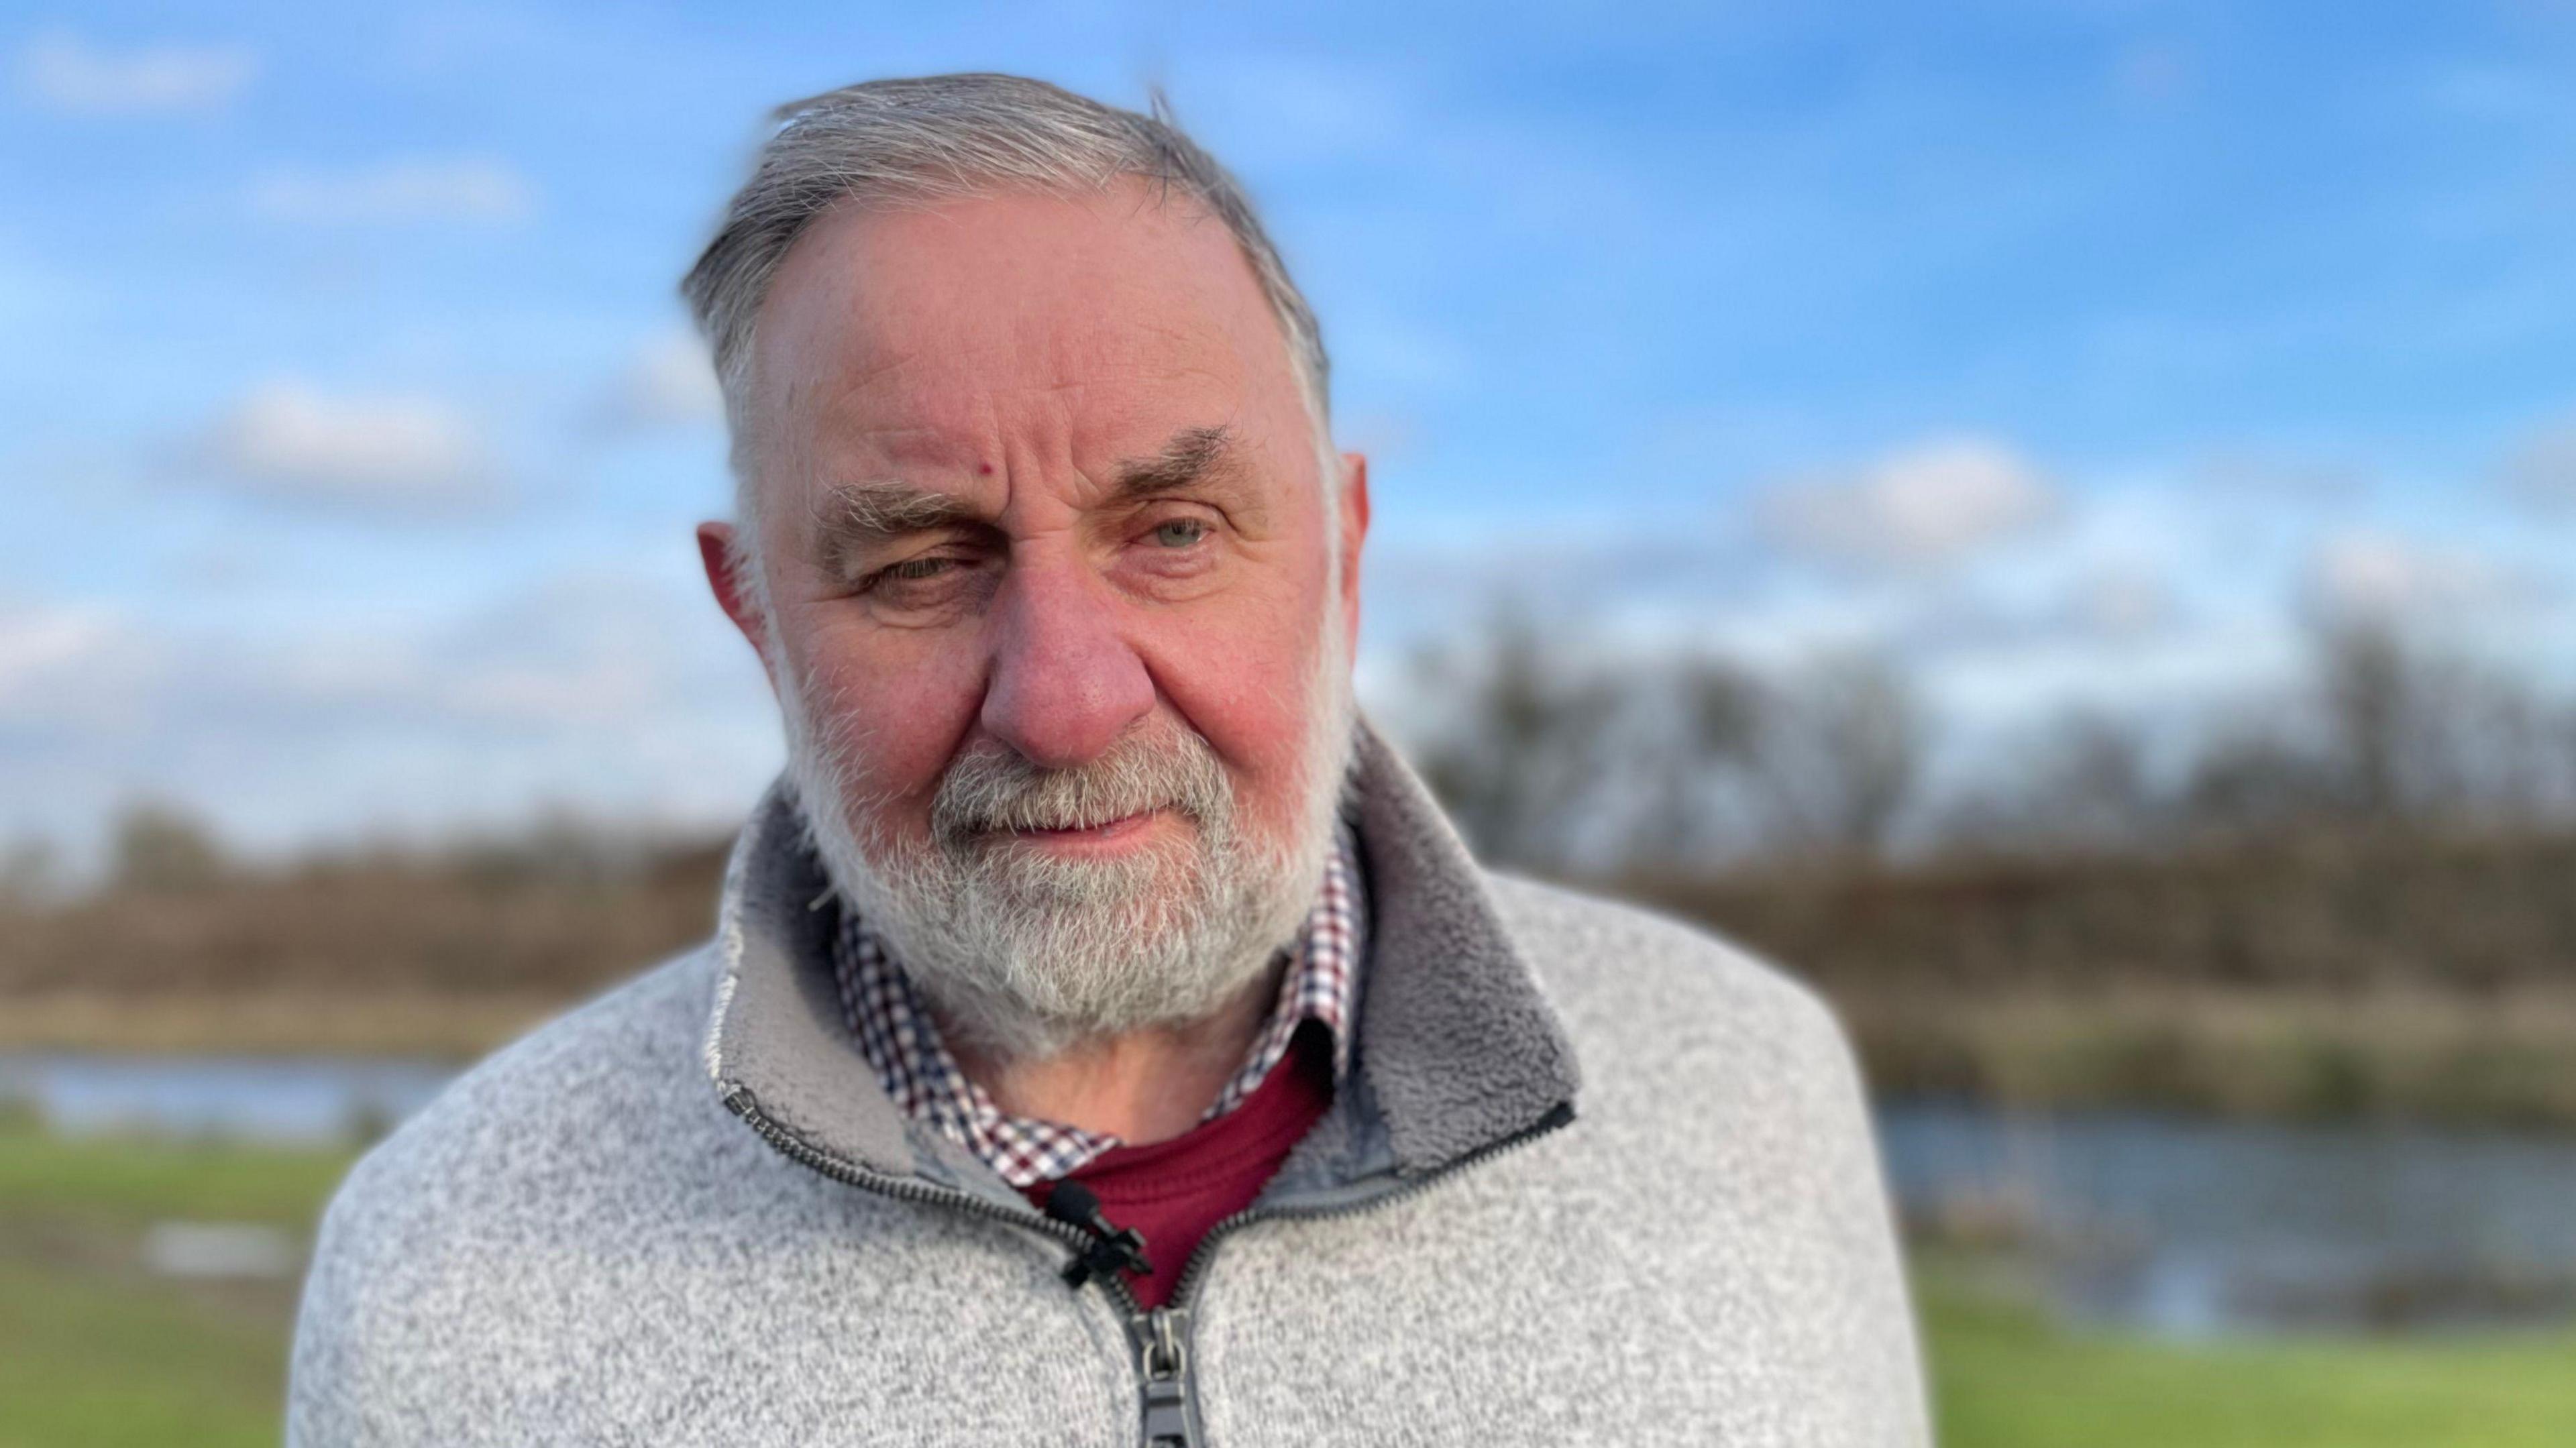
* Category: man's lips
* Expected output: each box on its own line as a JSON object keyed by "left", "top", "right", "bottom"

{"left": 984, "top": 808, "right": 1168, "bottom": 846}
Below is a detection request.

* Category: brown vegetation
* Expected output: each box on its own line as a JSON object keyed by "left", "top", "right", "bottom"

{"left": 8, "top": 814, "right": 2576, "bottom": 1123}
{"left": 0, "top": 832, "right": 729, "bottom": 1055}
{"left": 1633, "top": 833, "right": 2576, "bottom": 1123}
{"left": 8, "top": 616, "right": 2575, "bottom": 1121}
{"left": 1637, "top": 829, "right": 2576, "bottom": 997}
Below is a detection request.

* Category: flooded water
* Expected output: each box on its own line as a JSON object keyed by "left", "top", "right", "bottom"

{"left": 1879, "top": 1101, "right": 2576, "bottom": 1335}
{"left": 9, "top": 1052, "right": 2576, "bottom": 1336}
{"left": 0, "top": 1052, "right": 451, "bottom": 1146}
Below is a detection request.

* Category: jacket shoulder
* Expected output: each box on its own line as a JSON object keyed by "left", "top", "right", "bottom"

{"left": 298, "top": 943, "right": 755, "bottom": 1266}
{"left": 1483, "top": 871, "right": 1843, "bottom": 1042}
{"left": 287, "top": 947, "right": 764, "bottom": 1439}
{"left": 333, "top": 944, "right": 727, "bottom": 1203}
{"left": 1479, "top": 870, "right": 1880, "bottom": 1139}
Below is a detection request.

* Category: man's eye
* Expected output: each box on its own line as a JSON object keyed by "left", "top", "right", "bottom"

{"left": 1150, "top": 519, "right": 1207, "bottom": 549}
{"left": 885, "top": 557, "right": 954, "bottom": 581}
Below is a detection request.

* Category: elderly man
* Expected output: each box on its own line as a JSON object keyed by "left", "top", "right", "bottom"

{"left": 288, "top": 74, "right": 1926, "bottom": 1447}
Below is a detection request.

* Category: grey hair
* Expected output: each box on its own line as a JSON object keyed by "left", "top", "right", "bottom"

{"left": 680, "top": 72, "right": 1336, "bottom": 555}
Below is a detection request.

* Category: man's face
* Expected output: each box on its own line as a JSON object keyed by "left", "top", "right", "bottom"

{"left": 703, "top": 180, "right": 1367, "bottom": 1056}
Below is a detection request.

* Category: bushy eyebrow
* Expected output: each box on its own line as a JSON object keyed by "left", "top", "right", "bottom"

{"left": 1110, "top": 425, "right": 1240, "bottom": 501}
{"left": 1108, "top": 424, "right": 1268, "bottom": 531}
{"left": 808, "top": 482, "right": 985, "bottom": 576}
{"left": 808, "top": 423, "right": 1262, "bottom": 575}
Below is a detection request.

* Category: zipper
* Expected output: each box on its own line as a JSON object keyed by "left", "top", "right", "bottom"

{"left": 724, "top": 1087, "right": 1213, "bottom": 1442}
{"left": 1134, "top": 1304, "right": 1195, "bottom": 1447}
{"left": 1104, "top": 1097, "right": 1575, "bottom": 1448}
{"left": 718, "top": 1084, "right": 1150, "bottom": 1315}
{"left": 1163, "top": 1098, "right": 1576, "bottom": 1308}
{"left": 724, "top": 1081, "right": 1573, "bottom": 1448}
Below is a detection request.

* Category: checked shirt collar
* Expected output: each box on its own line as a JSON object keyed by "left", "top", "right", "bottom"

{"left": 828, "top": 829, "right": 1364, "bottom": 1189}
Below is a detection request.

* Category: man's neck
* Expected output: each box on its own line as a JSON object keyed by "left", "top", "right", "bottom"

{"left": 944, "top": 958, "right": 1285, "bottom": 1145}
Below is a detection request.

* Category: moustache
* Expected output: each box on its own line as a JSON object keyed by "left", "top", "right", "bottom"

{"left": 927, "top": 728, "right": 1234, "bottom": 844}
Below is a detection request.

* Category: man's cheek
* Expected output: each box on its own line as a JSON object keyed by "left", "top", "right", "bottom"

{"left": 843, "top": 674, "right": 984, "bottom": 803}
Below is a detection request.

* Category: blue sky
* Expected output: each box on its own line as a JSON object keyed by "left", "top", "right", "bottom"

{"left": 7, "top": 1, "right": 2576, "bottom": 858}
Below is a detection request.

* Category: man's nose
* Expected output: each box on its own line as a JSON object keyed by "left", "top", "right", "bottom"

{"left": 979, "top": 561, "right": 1155, "bottom": 769}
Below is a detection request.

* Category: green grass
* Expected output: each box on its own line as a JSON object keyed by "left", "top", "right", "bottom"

{"left": 0, "top": 1122, "right": 354, "bottom": 1448}
{"left": 1921, "top": 1255, "right": 2576, "bottom": 1447}
{"left": 0, "top": 1256, "right": 297, "bottom": 1448}
{"left": 5, "top": 1121, "right": 2574, "bottom": 1445}
{"left": 0, "top": 1121, "right": 354, "bottom": 1227}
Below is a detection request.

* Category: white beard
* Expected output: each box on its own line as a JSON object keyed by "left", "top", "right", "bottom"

{"left": 776, "top": 609, "right": 1356, "bottom": 1062}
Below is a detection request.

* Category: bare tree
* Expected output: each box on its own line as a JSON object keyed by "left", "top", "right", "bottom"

{"left": 1621, "top": 655, "right": 1770, "bottom": 869}
{"left": 2308, "top": 619, "right": 2563, "bottom": 828}
{"left": 112, "top": 803, "right": 229, "bottom": 892}
{"left": 1939, "top": 711, "right": 2165, "bottom": 854}
{"left": 2316, "top": 620, "right": 2434, "bottom": 822}
{"left": 1410, "top": 610, "right": 2575, "bottom": 875}
{"left": 1409, "top": 612, "right": 1623, "bottom": 874}
{"left": 2179, "top": 727, "right": 2337, "bottom": 838}
{"left": 0, "top": 837, "right": 60, "bottom": 908}
{"left": 1754, "top": 652, "right": 1924, "bottom": 861}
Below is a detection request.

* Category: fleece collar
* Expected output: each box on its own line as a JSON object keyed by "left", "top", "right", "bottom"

{"left": 700, "top": 716, "right": 1582, "bottom": 1199}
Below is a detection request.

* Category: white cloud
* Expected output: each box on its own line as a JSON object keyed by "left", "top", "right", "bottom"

{"left": 2304, "top": 530, "right": 2517, "bottom": 619}
{"left": 15, "top": 30, "right": 255, "bottom": 114}
{"left": 1761, "top": 435, "right": 2057, "bottom": 570}
{"left": 248, "top": 158, "right": 536, "bottom": 227}
{"left": 0, "top": 566, "right": 776, "bottom": 860}
{"left": 0, "top": 600, "right": 121, "bottom": 697}
{"left": 2065, "top": 561, "right": 2173, "bottom": 638}
{"left": 598, "top": 331, "right": 722, "bottom": 432}
{"left": 194, "top": 380, "right": 496, "bottom": 512}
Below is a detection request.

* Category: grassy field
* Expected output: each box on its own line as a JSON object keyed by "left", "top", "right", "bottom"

{"left": 0, "top": 1119, "right": 347, "bottom": 1448}
{"left": 1920, "top": 1254, "right": 2576, "bottom": 1447}
{"left": 2, "top": 1120, "right": 2569, "bottom": 1446}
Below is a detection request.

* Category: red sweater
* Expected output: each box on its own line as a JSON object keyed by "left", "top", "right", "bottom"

{"left": 1024, "top": 1022, "right": 1333, "bottom": 1309}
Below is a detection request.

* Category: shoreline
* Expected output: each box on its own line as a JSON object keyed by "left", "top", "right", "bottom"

{"left": 11, "top": 983, "right": 2576, "bottom": 1128}
{"left": 0, "top": 990, "right": 568, "bottom": 1060}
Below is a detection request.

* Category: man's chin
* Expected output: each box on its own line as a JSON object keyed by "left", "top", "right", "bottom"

{"left": 955, "top": 857, "right": 1201, "bottom": 922}
{"left": 877, "top": 885, "right": 1279, "bottom": 1060}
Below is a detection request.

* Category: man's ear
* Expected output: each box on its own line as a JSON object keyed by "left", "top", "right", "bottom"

{"left": 1336, "top": 451, "right": 1371, "bottom": 657}
{"left": 697, "top": 522, "right": 777, "bottom": 685}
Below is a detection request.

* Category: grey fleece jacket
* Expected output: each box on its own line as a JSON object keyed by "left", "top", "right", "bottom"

{"left": 288, "top": 724, "right": 1929, "bottom": 1446}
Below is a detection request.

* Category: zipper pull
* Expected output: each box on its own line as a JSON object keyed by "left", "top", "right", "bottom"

{"left": 1137, "top": 1308, "right": 1197, "bottom": 1448}
{"left": 1041, "top": 1180, "right": 1153, "bottom": 1289}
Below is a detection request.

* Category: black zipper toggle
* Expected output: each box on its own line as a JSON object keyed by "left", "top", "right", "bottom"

{"left": 1042, "top": 1180, "right": 1153, "bottom": 1289}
